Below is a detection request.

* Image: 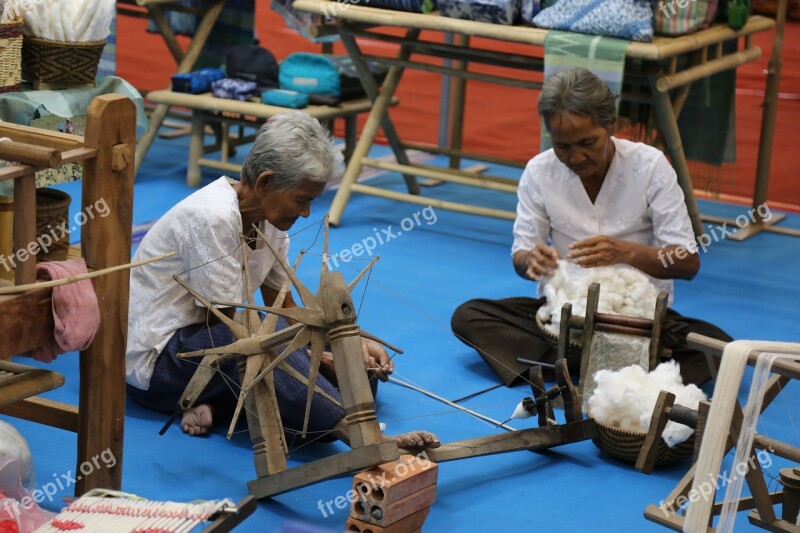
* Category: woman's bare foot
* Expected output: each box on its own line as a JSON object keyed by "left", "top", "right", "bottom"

{"left": 181, "top": 404, "right": 213, "bottom": 436}
{"left": 395, "top": 430, "right": 441, "bottom": 450}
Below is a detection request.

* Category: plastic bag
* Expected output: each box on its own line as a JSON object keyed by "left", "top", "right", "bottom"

{"left": 0, "top": 458, "right": 55, "bottom": 533}
{"left": 0, "top": 423, "right": 33, "bottom": 494}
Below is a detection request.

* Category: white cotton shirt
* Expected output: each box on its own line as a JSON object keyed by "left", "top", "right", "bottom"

{"left": 512, "top": 137, "right": 695, "bottom": 304}
{"left": 126, "top": 177, "right": 289, "bottom": 390}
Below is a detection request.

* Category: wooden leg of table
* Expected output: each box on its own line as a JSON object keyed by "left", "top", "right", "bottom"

{"left": 77, "top": 95, "right": 136, "bottom": 493}
{"left": 146, "top": 5, "right": 185, "bottom": 65}
{"left": 187, "top": 112, "right": 205, "bottom": 187}
{"left": 648, "top": 66, "right": 704, "bottom": 239}
{"left": 330, "top": 32, "right": 417, "bottom": 225}
{"left": 449, "top": 34, "right": 469, "bottom": 171}
{"left": 343, "top": 116, "right": 357, "bottom": 163}
{"left": 334, "top": 30, "right": 420, "bottom": 218}
{"left": 134, "top": 0, "right": 226, "bottom": 174}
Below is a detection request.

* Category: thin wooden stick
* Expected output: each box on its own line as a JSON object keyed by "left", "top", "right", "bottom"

{"left": 0, "top": 252, "right": 175, "bottom": 295}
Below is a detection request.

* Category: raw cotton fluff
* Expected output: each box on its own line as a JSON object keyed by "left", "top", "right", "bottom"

{"left": 0, "top": 420, "right": 34, "bottom": 492}
{"left": 536, "top": 260, "right": 659, "bottom": 336}
{"left": 587, "top": 361, "right": 707, "bottom": 447}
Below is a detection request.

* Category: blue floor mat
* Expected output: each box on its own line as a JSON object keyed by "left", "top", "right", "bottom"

{"left": 5, "top": 129, "right": 800, "bottom": 533}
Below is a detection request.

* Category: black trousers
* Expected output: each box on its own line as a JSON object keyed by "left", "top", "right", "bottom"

{"left": 451, "top": 297, "right": 733, "bottom": 387}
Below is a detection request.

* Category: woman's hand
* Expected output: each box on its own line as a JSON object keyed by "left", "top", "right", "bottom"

{"left": 361, "top": 338, "right": 393, "bottom": 381}
{"left": 567, "top": 235, "right": 632, "bottom": 267}
{"left": 518, "top": 242, "right": 560, "bottom": 281}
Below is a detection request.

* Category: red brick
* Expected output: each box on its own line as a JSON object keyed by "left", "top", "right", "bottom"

{"left": 345, "top": 507, "right": 430, "bottom": 532}
{"left": 350, "top": 484, "right": 436, "bottom": 526}
{"left": 351, "top": 454, "right": 438, "bottom": 508}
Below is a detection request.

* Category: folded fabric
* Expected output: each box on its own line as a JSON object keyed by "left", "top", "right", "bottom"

{"left": 532, "top": 0, "right": 654, "bottom": 42}
{"left": 439, "top": 0, "right": 521, "bottom": 24}
{"left": 27, "top": 258, "right": 100, "bottom": 363}
{"left": 211, "top": 78, "right": 258, "bottom": 101}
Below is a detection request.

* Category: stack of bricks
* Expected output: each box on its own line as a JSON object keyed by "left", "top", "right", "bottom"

{"left": 345, "top": 454, "right": 438, "bottom": 532}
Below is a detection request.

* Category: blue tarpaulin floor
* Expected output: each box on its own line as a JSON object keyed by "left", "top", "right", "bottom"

{"left": 4, "top": 126, "right": 800, "bottom": 532}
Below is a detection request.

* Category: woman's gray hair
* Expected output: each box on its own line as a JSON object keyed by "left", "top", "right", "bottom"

{"left": 241, "top": 111, "right": 344, "bottom": 189}
{"left": 538, "top": 68, "right": 618, "bottom": 131}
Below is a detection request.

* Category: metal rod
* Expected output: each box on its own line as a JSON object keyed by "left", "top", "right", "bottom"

{"left": 387, "top": 376, "right": 515, "bottom": 431}
{"left": 451, "top": 383, "right": 504, "bottom": 404}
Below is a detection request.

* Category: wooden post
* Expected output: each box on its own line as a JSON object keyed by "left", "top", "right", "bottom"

{"left": 321, "top": 271, "right": 383, "bottom": 448}
{"left": 647, "top": 66, "right": 704, "bottom": 239}
{"left": 77, "top": 94, "right": 135, "bottom": 493}
{"left": 12, "top": 174, "right": 36, "bottom": 286}
{"left": 0, "top": 195, "right": 14, "bottom": 282}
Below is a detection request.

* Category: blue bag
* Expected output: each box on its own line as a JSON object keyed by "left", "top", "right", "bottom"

{"left": 261, "top": 89, "right": 310, "bottom": 109}
{"left": 279, "top": 53, "right": 388, "bottom": 102}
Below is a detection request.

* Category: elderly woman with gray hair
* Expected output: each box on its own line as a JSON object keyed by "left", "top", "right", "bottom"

{"left": 452, "top": 68, "right": 731, "bottom": 388}
{"left": 127, "top": 112, "right": 438, "bottom": 450}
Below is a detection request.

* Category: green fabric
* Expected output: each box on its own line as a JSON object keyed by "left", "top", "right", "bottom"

{"left": 0, "top": 76, "right": 146, "bottom": 197}
{"left": 541, "top": 31, "right": 630, "bottom": 151}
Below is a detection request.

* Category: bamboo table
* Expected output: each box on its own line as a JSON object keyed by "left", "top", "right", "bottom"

{"left": 145, "top": 90, "right": 389, "bottom": 186}
{"left": 292, "top": 0, "right": 778, "bottom": 237}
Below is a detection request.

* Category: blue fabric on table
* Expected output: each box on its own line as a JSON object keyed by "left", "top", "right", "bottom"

{"left": 439, "top": 0, "right": 520, "bottom": 24}
{"left": 532, "top": 0, "right": 654, "bottom": 42}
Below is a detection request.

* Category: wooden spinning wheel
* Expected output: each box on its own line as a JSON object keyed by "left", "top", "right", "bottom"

{"left": 175, "top": 216, "right": 402, "bottom": 498}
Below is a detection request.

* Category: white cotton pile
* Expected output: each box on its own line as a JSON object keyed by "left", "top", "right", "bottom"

{"left": 3, "top": 0, "right": 115, "bottom": 41}
{"left": 0, "top": 420, "right": 35, "bottom": 493}
{"left": 536, "top": 260, "right": 659, "bottom": 336}
{"left": 586, "top": 361, "right": 707, "bottom": 447}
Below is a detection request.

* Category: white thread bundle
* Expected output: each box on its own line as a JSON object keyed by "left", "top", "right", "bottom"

{"left": 683, "top": 340, "right": 800, "bottom": 533}
{"left": 36, "top": 496, "right": 234, "bottom": 533}
{"left": 718, "top": 350, "right": 800, "bottom": 532}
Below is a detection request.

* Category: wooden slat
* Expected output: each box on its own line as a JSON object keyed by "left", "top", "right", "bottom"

{"left": 0, "top": 361, "right": 64, "bottom": 409}
{"left": 0, "top": 396, "right": 79, "bottom": 432}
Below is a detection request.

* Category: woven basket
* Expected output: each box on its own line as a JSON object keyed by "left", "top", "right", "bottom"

{"left": 21, "top": 36, "right": 105, "bottom": 86}
{"left": 36, "top": 188, "right": 71, "bottom": 262}
{"left": 0, "top": 19, "right": 24, "bottom": 93}
{"left": 591, "top": 419, "right": 695, "bottom": 467}
{"left": 535, "top": 313, "right": 582, "bottom": 360}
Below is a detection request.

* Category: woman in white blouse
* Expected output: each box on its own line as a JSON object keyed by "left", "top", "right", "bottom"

{"left": 452, "top": 68, "right": 731, "bottom": 387}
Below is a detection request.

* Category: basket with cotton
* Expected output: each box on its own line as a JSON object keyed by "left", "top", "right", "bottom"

{"left": 5, "top": 0, "right": 114, "bottom": 88}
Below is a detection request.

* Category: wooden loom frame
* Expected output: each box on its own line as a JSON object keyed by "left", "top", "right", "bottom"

{"left": 0, "top": 94, "right": 136, "bottom": 494}
{"left": 643, "top": 334, "right": 800, "bottom": 532}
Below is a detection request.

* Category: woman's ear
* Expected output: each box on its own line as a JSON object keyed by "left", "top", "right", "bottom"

{"left": 254, "top": 171, "right": 273, "bottom": 195}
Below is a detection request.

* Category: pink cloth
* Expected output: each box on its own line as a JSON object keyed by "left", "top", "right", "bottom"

{"left": 28, "top": 259, "right": 100, "bottom": 363}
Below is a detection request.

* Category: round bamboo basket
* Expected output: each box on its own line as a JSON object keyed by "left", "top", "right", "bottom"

{"left": 592, "top": 419, "right": 695, "bottom": 467}
{"left": 36, "top": 188, "right": 71, "bottom": 262}
{"left": 21, "top": 36, "right": 105, "bottom": 86}
{"left": 0, "top": 19, "right": 24, "bottom": 93}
